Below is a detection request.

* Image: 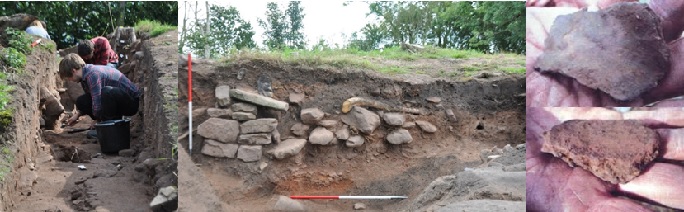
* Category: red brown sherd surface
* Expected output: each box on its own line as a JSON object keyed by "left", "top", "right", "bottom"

{"left": 541, "top": 120, "right": 659, "bottom": 184}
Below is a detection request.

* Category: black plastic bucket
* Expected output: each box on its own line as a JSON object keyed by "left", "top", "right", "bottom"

{"left": 95, "top": 119, "right": 131, "bottom": 153}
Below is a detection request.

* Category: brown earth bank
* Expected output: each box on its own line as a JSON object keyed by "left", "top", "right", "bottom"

{"left": 0, "top": 20, "right": 178, "bottom": 212}
{"left": 178, "top": 56, "right": 525, "bottom": 211}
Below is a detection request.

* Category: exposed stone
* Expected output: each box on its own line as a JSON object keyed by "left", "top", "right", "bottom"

{"left": 318, "top": 120, "right": 338, "bottom": 129}
{"left": 232, "top": 112, "right": 257, "bottom": 121}
{"left": 387, "top": 129, "right": 413, "bottom": 144}
{"left": 416, "top": 120, "right": 437, "bottom": 133}
{"left": 346, "top": 135, "right": 365, "bottom": 148}
{"left": 271, "top": 130, "right": 281, "bottom": 144}
{"left": 290, "top": 123, "right": 310, "bottom": 136}
{"left": 274, "top": 196, "right": 305, "bottom": 211}
{"left": 403, "top": 121, "right": 416, "bottom": 129}
{"left": 426, "top": 97, "right": 442, "bottom": 103}
{"left": 309, "top": 127, "right": 335, "bottom": 145}
{"left": 197, "top": 118, "right": 239, "bottom": 143}
{"left": 215, "top": 86, "right": 231, "bottom": 107}
{"left": 349, "top": 106, "right": 380, "bottom": 134}
{"left": 118, "top": 149, "right": 135, "bottom": 157}
{"left": 201, "top": 140, "right": 238, "bottom": 158}
{"left": 267, "top": 139, "right": 307, "bottom": 159}
{"left": 229, "top": 89, "right": 289, "bottom": 111}
{"left": 289, "top": 92, "right": 305, "bottom": 105}
{"left": 445, "top": 109, "right": 457, "bottom": 122}
{"left": 237, "top": 145, "right": 262, "bottom": 162}
{"left": 238, "top": 134, "right": 271, "bottom": 145}
{"left": 354, "top": 203, "right": 367, "bottom": 210}
{"left": 382, "top": 113, "right": 405, "bottom": 126}
{"left": 301, "top": 108, "right": 325, "bottom": 125}
{"left": 231, "top": 102, "right": 257, "bottom": 114}
{"left": 335, "top": 126, "right": 350, "bottom": 140}
{"left": 150, "top": 186, "right": 178, "bottom": 212}
{"left": 206, "top": 108, "right": 233, "bottom": 119}
{"left": 240, "top": 118, "right": 278, "bottom": 134}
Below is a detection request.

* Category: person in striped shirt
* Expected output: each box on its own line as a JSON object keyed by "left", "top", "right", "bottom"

{"left": 77, "top": 36, "right": 119, "bottom": 68}
{"left": 58, "top": 53, "right": 139, "bottom": 135}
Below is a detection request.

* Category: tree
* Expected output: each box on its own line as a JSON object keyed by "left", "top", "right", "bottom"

{"left": 285, "top": 1, "right": 305, "bottom": 49}
{"left": 259, "top": 2, "right": 287, "bottom": 50}
{"left": 0, "top": 2, "right": 177, "bottom": 49}
{"left": 183, "top": 5, "right": 256, "bottom": 57}
{"left": 361, "top": 1, "right": 524, "bottom": 54}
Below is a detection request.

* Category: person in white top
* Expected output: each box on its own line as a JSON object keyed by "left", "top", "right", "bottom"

{"left": 25, "top": 20, "right": 50, "bottom": 40}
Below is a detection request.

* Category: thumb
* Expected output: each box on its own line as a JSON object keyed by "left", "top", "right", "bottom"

{"left": 618, "top": 163, "right": 684, "bottom": 210}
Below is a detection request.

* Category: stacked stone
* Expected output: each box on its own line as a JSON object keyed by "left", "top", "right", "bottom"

{"left": 197, "top": 86, "right": 283, "bottom": 163}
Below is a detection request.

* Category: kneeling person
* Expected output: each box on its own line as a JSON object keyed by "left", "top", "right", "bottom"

{"left": 59, "top": 53, "right": 140, "bottom": 136}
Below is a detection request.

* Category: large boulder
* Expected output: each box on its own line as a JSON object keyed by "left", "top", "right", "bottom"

{"left": 201, "top": 140, "right": 238, "bottom": 158}
{"left": 267, "top": 139, "right": 308, "bottom": 159}
{"left": 197, "top": 118, "right": 239, "bottom": 143}
{"left": 237, "top": 145, "right": 262, "bottom": 162}
{"left": 215, "top": 86, "right": 231, "bottom": 107}
{"left": 387, "top": 129, "right": 413, "bottom": 144}
{"left": 342, "top": 106, "right": 380, "bottom": 134}
{"left": 240, "top": 119, "right": 278, "bottom": 134}
{"left": 308, "top": 127, "right": 335, "bottom": 145}
{"left": 300, "top": 108, "right": 325, "bottom": 125}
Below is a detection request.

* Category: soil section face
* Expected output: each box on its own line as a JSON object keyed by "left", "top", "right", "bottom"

{"left": 178, "top": 57, "right": 525, "bottom": 211}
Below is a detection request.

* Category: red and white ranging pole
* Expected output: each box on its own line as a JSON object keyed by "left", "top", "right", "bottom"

{"left": 188, "top": 53, "right": 193, "bottom": 153}
{"left": 289, "top": 196, "right": 408, "bottom": 200}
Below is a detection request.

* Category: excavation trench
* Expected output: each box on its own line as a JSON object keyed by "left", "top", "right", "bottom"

{"left": 0, "top": 26, "right": 178, "bottom": 211}
{"left": 178, "top": 58, "right": 525, "bottom": 211}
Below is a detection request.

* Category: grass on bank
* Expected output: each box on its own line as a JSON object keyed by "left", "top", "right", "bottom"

{"left": 135, "top": 20, "right": 177, "bottom": 38}
{"left": 223, "top": 46, "right": 525, "bottom": 77}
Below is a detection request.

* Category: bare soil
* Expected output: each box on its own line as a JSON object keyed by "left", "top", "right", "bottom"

{"left": 178, "top": 56, "right": 525, "bottom": 211}
{"left": 4, "top": 30, "right": 178, "bottom": 212}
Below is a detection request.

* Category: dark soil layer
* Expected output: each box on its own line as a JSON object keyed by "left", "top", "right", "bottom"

{"left": 542, "top": 120, "right": 659, "bottom": 184}
{"left": 534, "top": 2, "right": 670, "bottom": 101}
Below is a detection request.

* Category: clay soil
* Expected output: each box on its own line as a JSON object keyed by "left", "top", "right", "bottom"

{"left": 178, "top": 56, "right": 525, "bottom": 211}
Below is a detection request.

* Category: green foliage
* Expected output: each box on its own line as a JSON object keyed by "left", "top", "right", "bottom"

{"left": 5, "top": 28, "right": 32, "bottom": 55}
{"left": 1, "top": 47, "right": 27, "bottom": 70}
{"left": 135, "top": 20, "right": 177, "bottom": 37}
{"left": 0, "top": 2, "right": 178, "bottom": 49}
{"left": 183, "top": 4, "right": 256, "bottom": 57}
{"left": 360, "top": 2, "right": 524, "bottom": 54}
{"left": 259, "top": 2, "right": 287, "bottom": 50}
{"left": 285, "top": 1, "right": 306, "bottom": 49}
{"left": 502, "top": 67, "right": 525, "bottom": 74}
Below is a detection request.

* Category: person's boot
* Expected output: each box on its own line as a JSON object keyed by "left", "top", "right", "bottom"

{"left": 87, "top": 130, "right": 97, "bottom": 139}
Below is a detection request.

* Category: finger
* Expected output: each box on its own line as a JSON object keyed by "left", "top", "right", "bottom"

{"left": 526, "top": 107, "right": 561, "bottom": 156}
{"left": 623, "top": 109, "right": 684, "bottom": 127}
{"left": 597, "top": 0, "right": 638, "bottom": 9}
{"left": 649, "top": 0, "right": 684, "bottom": 42}
{"left": 647, "top": 96, "right": 684, "bottom": 107}
{"left": 642, "top": 39, "right": 684, "bottom": 103}
{"left": 619, "top": 163, "right": 684, "bottom": 210}
{"left": 655, "top": 129, "right": 684, "bottom": 160}
{"left": 546, "top": 107, "right": 623, "bottom": 121}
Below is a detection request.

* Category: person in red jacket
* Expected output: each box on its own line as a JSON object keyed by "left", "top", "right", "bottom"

{"left": 77, "top": 36, "right": 119, "bottom": 68}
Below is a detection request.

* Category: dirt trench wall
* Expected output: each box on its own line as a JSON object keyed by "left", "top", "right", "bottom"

{"left": 0, "top": 40, "right": 60, "bottom": 210}
{"left": 138, "top": 34, "right": 178, "bottom": 158}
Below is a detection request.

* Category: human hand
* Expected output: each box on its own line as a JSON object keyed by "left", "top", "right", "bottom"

{"left": 526, "top": 0, "right": 684, "bottom": 107}
{"left": 527, "top": 107, "right": 684, "bottom": 211}
{"left": 66, "top": 114, "right": 79, "bottom": 126}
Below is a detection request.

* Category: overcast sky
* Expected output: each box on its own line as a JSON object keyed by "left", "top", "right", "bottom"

{"left": 178, "top": 1, "right": 379, "bottom": 50}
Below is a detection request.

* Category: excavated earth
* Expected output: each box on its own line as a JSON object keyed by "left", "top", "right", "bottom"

{"left": 178, "top": 57, "right": 526, "bottom": 211}
{"left": 0, "top": 28, "right": 178, "bottom": 211}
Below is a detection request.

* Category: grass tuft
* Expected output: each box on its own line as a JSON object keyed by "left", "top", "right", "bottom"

{"left": 135, "top": 20, "right": 177, "bottom": 38}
